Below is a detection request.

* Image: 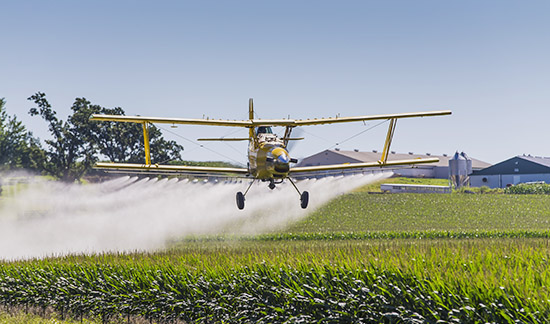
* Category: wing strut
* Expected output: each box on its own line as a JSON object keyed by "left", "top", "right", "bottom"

{"left": 283, "top": 126, "right": 294, "bottom": 147}
{"left": 142, "top": 122, "right": 151, "bottom": 165}
{"left": 379, "top": 118, "right": 397, "bottom": 164}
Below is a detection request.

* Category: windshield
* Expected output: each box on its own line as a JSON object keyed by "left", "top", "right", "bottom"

{"left": 256, "top": 126, "right": 273, "bottom": 135}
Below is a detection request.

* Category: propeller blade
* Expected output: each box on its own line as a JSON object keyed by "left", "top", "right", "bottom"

{"left": 286, "top": 127, "right": 304, "bottom": 152}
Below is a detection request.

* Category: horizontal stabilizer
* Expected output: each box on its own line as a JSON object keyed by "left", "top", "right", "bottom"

{"left": 197, "top": 138, "right": 250, "bottom": 141}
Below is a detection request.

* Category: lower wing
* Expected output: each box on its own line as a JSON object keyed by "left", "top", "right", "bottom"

{"left": 95, "top": 157, "right": 438, "bottom": 177}
{"left": 288, "top": 157, "right": 439, "bottom": 175}
{"left": 94, "top": 162, "right": 249, "bottom": 175}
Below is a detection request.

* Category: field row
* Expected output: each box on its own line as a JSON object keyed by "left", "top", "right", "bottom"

{"left": 174, "top": 229, "right": 550, "bottom": 243}
{"left": 1, "top": 239, "right": 549, "bottom": 323}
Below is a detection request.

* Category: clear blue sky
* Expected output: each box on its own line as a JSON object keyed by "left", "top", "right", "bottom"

{"left": 1, "top": 0, "right": 549, "bottom": 165}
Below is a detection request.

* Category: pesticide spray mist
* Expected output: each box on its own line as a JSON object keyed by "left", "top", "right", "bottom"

{"left": 0, "top": 172, "right": 390, "bottom": 260}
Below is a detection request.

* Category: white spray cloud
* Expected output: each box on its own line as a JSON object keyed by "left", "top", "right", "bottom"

{"left": 0, "top": 172, "right": 389, "bottom": 260}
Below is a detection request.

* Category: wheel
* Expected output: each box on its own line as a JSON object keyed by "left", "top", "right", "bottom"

{"left": 236, "top": 192, "right": 245, "bottom": 210}
{"left": 300, "top": 191, "right": 309, "bottom": 209}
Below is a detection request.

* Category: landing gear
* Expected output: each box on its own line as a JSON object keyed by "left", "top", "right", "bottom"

{"left": 300, "top": 191, "right": 309, "bottom": 209}
{"left": 236, "top": 179, "right": 256, "bottom": 210}
{"left": 235, "top": 178, "right": 309, "bottom": 209}
{"left": 236, "top": 192, "right": 245, "bottom": 210}
{"left": 288, "top": 177, "right": 309, "bottom": 209}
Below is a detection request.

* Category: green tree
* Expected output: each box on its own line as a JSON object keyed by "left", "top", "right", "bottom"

{"left": 28, "top": 92, "right": 184, "bottom": 182}
{"left": 68, "top": 98, "right": 183, "bottom": 163}
{"left": 28, "top": 92, "right": 95, "bottom": 182}
{"left": 68, "top": 98, "right": 142, "bottom": 163}
{"left": 0, "top": 98, "right": 44, "bottom": 171}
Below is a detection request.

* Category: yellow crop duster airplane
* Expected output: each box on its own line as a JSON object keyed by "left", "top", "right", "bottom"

{"left": 91, "top": 99, "right": 451, "bottom": 209}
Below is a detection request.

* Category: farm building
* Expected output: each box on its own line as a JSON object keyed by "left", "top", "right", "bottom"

{"left": 470, "top": 155, "right": 550, "bottom": 188}
{"left": 297, "top": 149, "right": 490, "bottom": 179}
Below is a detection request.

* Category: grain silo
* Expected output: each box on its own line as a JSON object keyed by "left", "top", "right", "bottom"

{"left": 449, "top": 151, "right": 471, "bottom": 188}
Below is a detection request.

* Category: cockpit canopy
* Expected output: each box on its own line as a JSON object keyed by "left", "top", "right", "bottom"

{"left": 256, "top": 126, "right": 273, "bottom": 135}
{"left": 256, "top": 126, "right": 284, "bottom": 146}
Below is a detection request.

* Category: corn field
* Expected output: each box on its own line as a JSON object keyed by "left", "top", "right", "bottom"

{"left": 0, "top": 239, "right": 549, "bottom": 323}
{"left": 2, "top": 191, "right": 550, "bottom": 323}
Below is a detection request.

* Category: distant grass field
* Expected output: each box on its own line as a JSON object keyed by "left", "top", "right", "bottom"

{"left": 286, "top": 192, "right": 550, "bottom": 234}
{"left": 353, "top": 176, "right": 450, "bottom": 192}
{"left": 2, "top": 177, "right": 550, "bottom": 323}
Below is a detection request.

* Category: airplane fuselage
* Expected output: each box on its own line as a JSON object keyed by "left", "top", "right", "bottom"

{"left": 248, "top": 131, "right": 291, "bottom": 180}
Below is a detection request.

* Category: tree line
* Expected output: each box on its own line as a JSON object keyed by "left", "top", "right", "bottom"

{"left": 0, "top": 92, "right": 183, "bottom": 182}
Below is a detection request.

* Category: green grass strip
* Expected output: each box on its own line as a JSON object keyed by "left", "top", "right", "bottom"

{"left": 175, "top": 230, "right": 550, "bottom": 242}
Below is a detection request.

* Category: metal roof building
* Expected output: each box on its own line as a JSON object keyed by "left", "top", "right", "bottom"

{"left": 297, "top": 149, "right": 490, "bottom": 179}
{"left": 470, "top": 155, "right": 550, "bottom": 188}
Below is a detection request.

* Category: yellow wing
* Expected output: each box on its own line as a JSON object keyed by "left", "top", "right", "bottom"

{"left": 90, "top": 114, "right": 253, "bottom": 127}
{"left": 90, "top": 110, "right": 451, "bottom": 127}
{"left": 292, "top": 110, "right": 451, "bottom": 126}
{"left": 288, "top": 157, "right": 439, "bottom": 175}
{"left": 95, "top": 162, "right": 249, "bottom": 175}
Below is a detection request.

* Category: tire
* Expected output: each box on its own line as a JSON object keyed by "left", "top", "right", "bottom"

{"left": 300, "top": 191, "right": 309, "bottom": 209}
{"left": 236, "top": 192, "right": 245, "bottom": 210}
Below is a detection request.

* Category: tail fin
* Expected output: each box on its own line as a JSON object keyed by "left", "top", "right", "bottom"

{"left": 248, "top": 98, "right": 254, "bottom": 139}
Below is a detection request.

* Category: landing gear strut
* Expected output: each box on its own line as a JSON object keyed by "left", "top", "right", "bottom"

{"left": 288, "top": 178, "right": 309, "bottom": 209}
{"left": 236, "top": 179, "right": 256, "bottom": 210}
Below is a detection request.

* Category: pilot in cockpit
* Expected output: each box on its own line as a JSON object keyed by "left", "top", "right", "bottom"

{"left": 256, "top": 126, "right": 273, "bottom": 135}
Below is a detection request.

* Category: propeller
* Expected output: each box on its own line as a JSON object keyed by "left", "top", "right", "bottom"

{"left": 286, "top": 127, "right": 304, "bottom": 153}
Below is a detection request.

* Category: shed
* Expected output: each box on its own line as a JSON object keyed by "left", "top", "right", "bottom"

{"left": 470, "top": 155, "right": 550, "bottom": 188}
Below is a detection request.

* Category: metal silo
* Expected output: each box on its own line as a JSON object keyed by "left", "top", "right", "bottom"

{"left": 449, "top": 151, "right": 471, "bottom": 188}
{"left": 460, "top": 151, "right": 473, "bottom": 175}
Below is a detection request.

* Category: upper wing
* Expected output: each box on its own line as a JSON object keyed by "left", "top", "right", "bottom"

{"left": 291, "top": 110, "right": 451, "bottom": 126}
{"left": 90, "top": 110, "right": 451, "bottom": 127}
{"left": 288, "top": 157, "right": 439, "bottom": 175}
{"left": 90, "top": 114, "right": 253, "bottom": 127}
{"left": 95, "top": 162, "right": 249, "bottom": 175}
